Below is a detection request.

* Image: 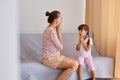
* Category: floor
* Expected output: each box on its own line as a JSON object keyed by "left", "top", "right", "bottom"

{"left": 86, "top": 78, "right": 106, "bottom": 80}
{"left": 86, "top": 78, "right": 120, "bottom": 80}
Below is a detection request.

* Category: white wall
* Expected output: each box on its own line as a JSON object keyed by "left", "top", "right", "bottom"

{"left": 20, "top": 0, "right": 86, "bottom": 33}
{"left": 0, "top": 0, "right": 19, "bottom": 80}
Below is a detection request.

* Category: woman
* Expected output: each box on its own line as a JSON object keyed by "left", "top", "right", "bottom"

{"left": 41, "top": 10, "right": 79, "bottom": 80}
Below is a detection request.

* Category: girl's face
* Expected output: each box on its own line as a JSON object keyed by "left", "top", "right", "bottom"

{"left": 79, "top": 29, "right": 87, "bottom": 37}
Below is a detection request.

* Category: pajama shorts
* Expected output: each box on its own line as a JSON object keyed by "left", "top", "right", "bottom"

{"left": 78, "top": 56, "right": 95, "bottom": 71}
{"left": 41, "top": 55, "right": 64, "bottom": 69}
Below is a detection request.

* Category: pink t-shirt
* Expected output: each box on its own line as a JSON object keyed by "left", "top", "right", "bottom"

{"left": 42, "top": 28, "right": 63, "bottom": 58}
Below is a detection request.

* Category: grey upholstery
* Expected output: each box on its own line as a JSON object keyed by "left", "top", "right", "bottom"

{"left": 20, "top": 33, "right": 114, "bottom": 80}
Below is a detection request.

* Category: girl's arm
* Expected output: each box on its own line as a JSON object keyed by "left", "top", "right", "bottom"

{"left": 76, "top": 39, "right": 81, "bottom": 51}
{"left": 80, "top": 36, "right": 92, "bottom": 52}
{"left": 82, "top": 42, "right": 91, "bottom": 51}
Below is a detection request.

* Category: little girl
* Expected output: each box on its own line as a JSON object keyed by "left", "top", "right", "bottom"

{"left": 76, "top": 24, "right": 96, "bottom": 80}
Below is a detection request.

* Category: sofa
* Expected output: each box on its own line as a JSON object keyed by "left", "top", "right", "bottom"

{"left": 20, "top": 33, "right": 114, "bottom": 80}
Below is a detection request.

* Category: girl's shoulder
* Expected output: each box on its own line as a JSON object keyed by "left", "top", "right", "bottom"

{"left": 89, "top": 37, "right": 93, "bottom": 45}
{"left": 89, "top": 37, "right": 93, "bottom": 41}
{"left": 86, "top": 37, "right": 92, "bottom": 41}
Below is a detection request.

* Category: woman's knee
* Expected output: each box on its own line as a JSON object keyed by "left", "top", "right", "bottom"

{"left": 72, "top": 60, "right": 79, "bottom": 71}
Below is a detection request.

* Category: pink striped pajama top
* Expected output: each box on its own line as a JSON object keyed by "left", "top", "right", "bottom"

{"left": 42, "top": 28, "right": 63, "bottom": 58}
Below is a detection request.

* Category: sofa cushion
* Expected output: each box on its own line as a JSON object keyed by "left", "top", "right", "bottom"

{"left": 20, "top": 33, "right": 100, "bottom": 63}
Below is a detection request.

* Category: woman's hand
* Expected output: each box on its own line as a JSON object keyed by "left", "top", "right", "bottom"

{"left": 56, "top": 23, "right": 61, "bottom": 32}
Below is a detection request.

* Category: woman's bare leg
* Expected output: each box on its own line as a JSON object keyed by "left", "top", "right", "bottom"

{"left": 91, "top": 70, "right": 95, "bottom": 80}
{"left": 56, "top": 56, "right": 79, "bottom": 80}
{"left": 78, "top": 65, "right": 82, "bottom": 80}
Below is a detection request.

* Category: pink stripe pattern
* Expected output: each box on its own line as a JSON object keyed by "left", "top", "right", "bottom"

{"left": 42, "top": 28, "right": 63, "bottom": 58}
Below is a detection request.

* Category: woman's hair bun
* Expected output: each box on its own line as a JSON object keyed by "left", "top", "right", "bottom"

{"left": 46, "top": 11, "right": 50, "bottom": 16}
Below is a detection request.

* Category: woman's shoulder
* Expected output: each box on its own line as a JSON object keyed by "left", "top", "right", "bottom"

{"left": 46, "top": 27, "right": 56, "bottom": 33}
{"left": 43, "top": 27, "right": 56, "bottom": 37}
{"left": 43, "top": 28, "right": 52, "bottom": 34}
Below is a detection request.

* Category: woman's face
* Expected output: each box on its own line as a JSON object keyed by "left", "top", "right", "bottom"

{"left": 56, "top": 14, "right": 62, "bottom": 26}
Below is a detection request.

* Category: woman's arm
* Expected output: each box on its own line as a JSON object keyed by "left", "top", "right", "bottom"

{"left": 56, "top": 26, "right": 62, "bottom": 43}
{"left": 50, "top": 28, "right": 63, "bottom": 50}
